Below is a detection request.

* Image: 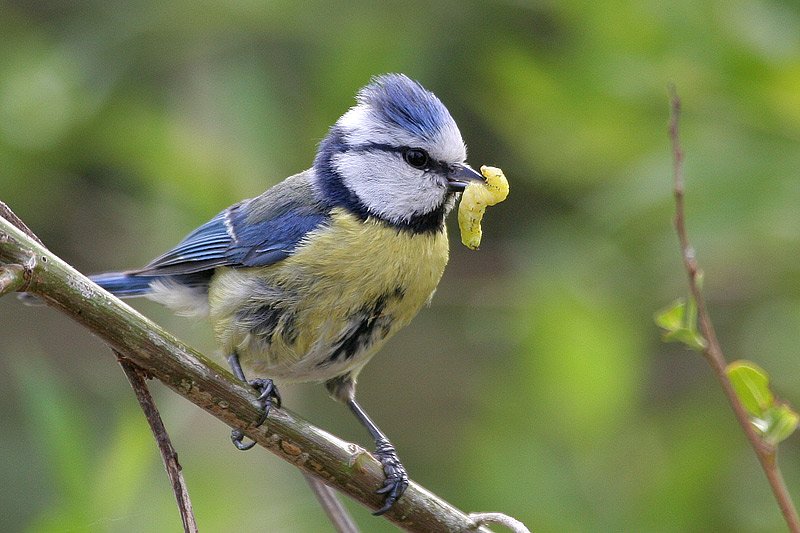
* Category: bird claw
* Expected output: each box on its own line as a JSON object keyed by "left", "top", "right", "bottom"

{"left": 230, "top": 378, "right": 281, "bottom": 451}
{"left": 372, "top": 440, "right": 409, "bottom": 515}
{"left": 230, "top": 429, "right": 257, "bottom": 451}
{"left": 250, "top": 378, "right": 282, "bottom": 425}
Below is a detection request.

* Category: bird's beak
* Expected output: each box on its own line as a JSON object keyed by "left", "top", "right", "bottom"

{"left": 447, "top": 163, "right": 485, "bottom": 192}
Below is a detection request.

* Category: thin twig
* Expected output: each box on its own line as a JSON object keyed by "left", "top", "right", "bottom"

{"left": 115, "top": 352, "right": 199, "bottom": 533}
{"left": 668, "top": 85, "right": 800, "bottom": 532}
{"left": 304, "top": 473, "right": 360, "bottom": 533}
{"left": 0, "top": 200, "right": 43, "bottom": 246}
{"left": 0, "top": 212, "right": 500, "bottom": 532}
{"left": 470, "top": 512, "right": 532, "bottom": 533}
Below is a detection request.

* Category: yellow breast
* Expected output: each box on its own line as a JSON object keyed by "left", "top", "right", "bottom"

{"left": 208, "top": 208, "right": 450, "bottom": 381}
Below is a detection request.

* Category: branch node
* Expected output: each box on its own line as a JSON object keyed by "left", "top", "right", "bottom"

{"left": 0, "top": 264, "right": 26, "bottom": 296}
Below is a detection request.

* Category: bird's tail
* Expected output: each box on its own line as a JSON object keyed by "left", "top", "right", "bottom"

{"left": 90, "top": 271, "right": 156, "bottom": 297}
{"left": 18, "top": 271, "right": 156, "bottom": 305}
{"left": 21, "top": 270, "right": 211, "bottom": 312}
{"left": 91, "top": 270, "right": 212, "bottom": 317}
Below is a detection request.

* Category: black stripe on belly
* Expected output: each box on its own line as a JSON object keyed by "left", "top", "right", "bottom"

{"left": 323, "top": 288, "right": 404, "bottom": 365}
{"left": 235, "top": 281, "right": 300, "bottom": 348}
{"left": 237, "top": 305, "right": 281, "bottom": 339}
{"left": 237, "top": 302, "right": 298, "bottom": 346}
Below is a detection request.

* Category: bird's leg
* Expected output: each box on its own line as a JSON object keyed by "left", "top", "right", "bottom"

{"left": 227, "top": 350, "right": 281, "bottom": 451}
{"left": 348, "top": 398, "right": 409, "bottom": 515}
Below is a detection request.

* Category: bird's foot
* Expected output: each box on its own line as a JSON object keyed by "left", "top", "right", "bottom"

{"left": 231, "top": 378, "right": 282, "bottom": 451}
{"left": 250, "top": 378, "right": 282, "bottom": 424}
{"left": 372, "top": 439, "right": 409, "bottom": 515}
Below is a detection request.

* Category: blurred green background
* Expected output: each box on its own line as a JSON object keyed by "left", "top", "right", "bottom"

{"left": 1, "top": 0, "right": 799, "bottom": 531}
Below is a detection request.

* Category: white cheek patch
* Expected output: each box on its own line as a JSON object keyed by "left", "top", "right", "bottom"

{"left": 332, "top": 151, "right": 448, "bottom": 224}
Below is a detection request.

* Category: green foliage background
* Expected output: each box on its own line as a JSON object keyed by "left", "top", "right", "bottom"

{"left": 1, "top": 1, "right": 799, "bottom": 531}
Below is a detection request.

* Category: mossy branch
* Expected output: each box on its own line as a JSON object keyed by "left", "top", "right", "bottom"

{"left": 0, "top": 211, "right": 508, "bottom": 532}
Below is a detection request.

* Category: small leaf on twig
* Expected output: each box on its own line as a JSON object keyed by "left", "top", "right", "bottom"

{"left": 763, "top": 404, "right": 800, "bottom": 446}
{"left": 727, "top": 360, "right": 773, "bottom": 417}
{"left": 654, "top": 298, "right": 707, "bottom": 351}
{"left": 655, "top": 298, "right": 685, "bottom": 331}
{"left": 727, "top": 360, "right": 799, "bottom": 445}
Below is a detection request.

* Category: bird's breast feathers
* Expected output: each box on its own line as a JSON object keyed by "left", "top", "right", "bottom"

{"left": 208, "top": 208, "right": 450, "bottom": 382}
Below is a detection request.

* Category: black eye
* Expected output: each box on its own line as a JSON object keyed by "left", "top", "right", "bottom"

{"left": 403, "top": 148, "right": 430, "bottom": 169}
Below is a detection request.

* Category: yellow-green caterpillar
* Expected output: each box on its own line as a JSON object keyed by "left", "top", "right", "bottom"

{"left": 458, "top": 165, "right": 509, "bottom": 250}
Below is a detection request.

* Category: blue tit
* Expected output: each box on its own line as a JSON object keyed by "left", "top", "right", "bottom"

{"left": 89, "top": 73, "right": 485, "bottom": 514}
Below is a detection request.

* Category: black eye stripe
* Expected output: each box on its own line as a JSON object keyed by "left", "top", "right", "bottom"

{"left": 347, "top": 143, "right": 447, "bottom": 172}
{"left": 349, "top": 142, "right": 401, "bottom": 153}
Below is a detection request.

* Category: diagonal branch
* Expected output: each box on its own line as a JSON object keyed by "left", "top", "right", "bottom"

{"left": 304, "top": 473, "right": 360, "bottom": 533}
{"left": 668, "top": 86, "right": 800, "bottom": 532}
{"left": 0, "top": 211, "right": 499, "bottom": 532}
{"left": 116, "top": 352, "right": 199, "bottom": 533}
{"left": 0, "top": 205, "right": 199, "bottom": 531}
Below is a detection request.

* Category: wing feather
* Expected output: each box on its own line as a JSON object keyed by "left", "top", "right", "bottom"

{"left": 134, "top": 170, "right": 328, "bottom": 276}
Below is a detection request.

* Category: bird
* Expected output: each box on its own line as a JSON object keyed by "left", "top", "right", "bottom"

{"left": 88, "top": 73, "right": 485, "bottom": 514}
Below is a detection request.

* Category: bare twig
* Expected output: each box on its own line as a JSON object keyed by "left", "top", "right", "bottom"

{"left": 115, "top": 352, "right": 198, "bottom": 533}
{"left": 304, "top": 473, "right": 360, "bottom": 533}
{"left": 0, "top": 200, "right": 43, "bottom": 246}
{"left": 0, "top": 211, "right": 502, "bottom": 532}
{"left": 470, "top": 512, "right": 532, "bottom": 533}
{"left": 668, "top": 86, "right": 800, "bottom": 532}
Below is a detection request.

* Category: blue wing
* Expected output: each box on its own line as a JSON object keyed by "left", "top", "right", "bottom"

{"left": 135, "top": 170, "right": 329, "bottom": 276}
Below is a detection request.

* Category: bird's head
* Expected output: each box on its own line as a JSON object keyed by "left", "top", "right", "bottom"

{"left": 314, "top": 73, "right": 484, "bottom": 233}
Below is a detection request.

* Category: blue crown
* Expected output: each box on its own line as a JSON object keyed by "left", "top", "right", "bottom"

{"left": 358, "top": 74, "right": 453, "bottom": 141}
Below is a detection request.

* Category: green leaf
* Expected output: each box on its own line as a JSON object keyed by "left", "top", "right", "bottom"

{"left": 726, "top": 360, "right": 773, "bottom": 417}
{"left": 654, "top": 298, "right": 707, "bottom": 351}
{"left": 655, "top": 298, "right": 686, "bottom": 331}
{"left": 661, "top": 328, "right": 707, "bottom": 351}
{"left": 763, "top": 404, "right": 800, "bottom": 446}
{"left": 726, "top": 360, "right": 799, "bottom": 444}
